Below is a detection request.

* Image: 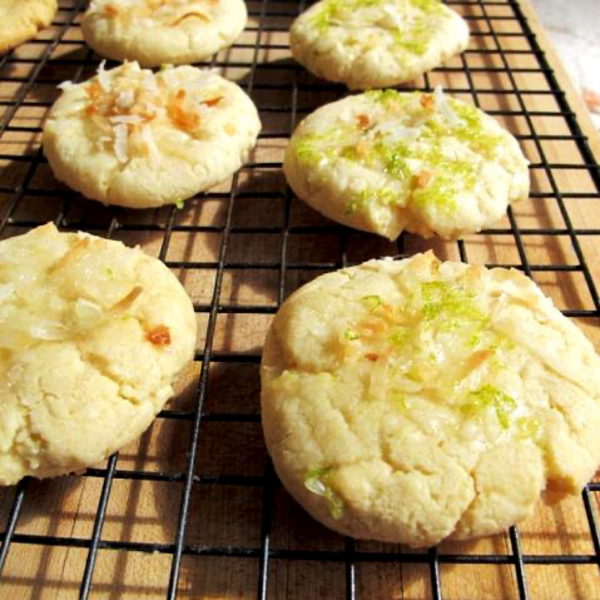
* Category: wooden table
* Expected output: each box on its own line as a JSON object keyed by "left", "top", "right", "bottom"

{"left": 1, "top": 0, "right": 600, "bottom": 598}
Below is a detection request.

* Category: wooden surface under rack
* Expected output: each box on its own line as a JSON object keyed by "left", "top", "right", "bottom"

{"left": 1, "top": 0, "right": 600, "bottom": 598}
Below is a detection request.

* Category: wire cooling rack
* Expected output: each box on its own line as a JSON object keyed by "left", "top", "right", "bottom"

{"left": 1, "top": 0, "right": 600, "bottom": 598}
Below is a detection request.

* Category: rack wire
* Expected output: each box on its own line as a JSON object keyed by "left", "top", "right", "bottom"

{"left": 1, "top": 0, "right": 600, "bottom": 598}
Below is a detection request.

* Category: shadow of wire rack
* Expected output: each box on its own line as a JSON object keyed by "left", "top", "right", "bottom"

{"left": 1, "top": 0, "right": 600, "bottom": 598}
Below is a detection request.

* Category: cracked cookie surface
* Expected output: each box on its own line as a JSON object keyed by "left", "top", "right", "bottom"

{"left": 261, "top": 253, "right": 600, "bottom": 546}
{"left": 43, "top": 61, "right": 261, "bottom": 209}
{"left": 0, "top": 223, "right": 197, "bottom": 485}
{"left": 82, "top": 0, "right": 246, "bottom": 66}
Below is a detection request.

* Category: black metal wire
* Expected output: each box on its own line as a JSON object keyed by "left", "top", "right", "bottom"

{"left": 1, "top": 0, "right": 600, "bottom": 598}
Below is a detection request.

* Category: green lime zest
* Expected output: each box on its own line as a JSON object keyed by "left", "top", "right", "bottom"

{"left": 374, "top": 141, "right": 411, "bottom": 180}
{"left": 450, "top": 101, "right": 502, "bottom": 158}
{"left": 304, "top": 466, "right": 343, "bottom": 520}
{"left": 344, "top": 187, "right": 398, "bottom": 215}
{"left": 420, "top": 281, "right": 488, "bottom": 326}
{"left": 362, "top": 295, "right": 383, "bottom": 312}
{"left": 293, "top": 129, "right": 344, "bottom": 167}
{"left": 516, "top": 416, "right": 541, "bottom": 440}
{"left": 174, "top": 199, "right": 184, "bottom": 210}
{"left": 366, "top": 89, "right": 403, "bottom": 105}
{"left": 344, "top": 329, "right": 360, "bottom": 341}
{"left": 310, "top": 0, "right": 341, "bottom": 31}
{"left": 391, "top": 391, "right": 411, "bottom": 410}
{"left": 311, "top": 0, "right": 383, "bottom": 30}
{"left": 393, "top": 17, "right": 431, "bottom": 55}
{"left": 410, "top": 0, "right": 443, "bottom": 14}
{"left": 462, "top": 385, "right": 517, "bottom": 429}
{"left": 160, "top": 63, "right": 174, "bottom": 71}
{"left": 388, "top": 326, "right": 410, "bottom": 347}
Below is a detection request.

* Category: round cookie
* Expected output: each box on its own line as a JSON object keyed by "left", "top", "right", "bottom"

{"left": 81, "top": 0, "right": 247, "bottom": 67}
{"left": 43, "top": 61, "right": 261, "bottom": 209}
{"left": 284, "top": 88, "right": 529, "bottom": 240}
{"left": 261, "top": 252, "right": 600, "bottom": 546}
{"left": 0, "top": 0, "right": 57, "bottom": 55}
{"left": 290, "top": 0, "right": 469, "bottom": 90}
{"left": 0, "top": 223, "right": 197, "bottom": 486}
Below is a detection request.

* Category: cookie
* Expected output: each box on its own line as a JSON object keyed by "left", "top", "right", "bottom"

{"left": 290, "top": 0, "right": 469, "bottom": 90}
{"left": 261, "top": 252, "right": 600, "bottom": 546}
{"left": 0, "top": 223, "right": 197, "bottom": 486}
{"left": 284, "top": 88, "right": 529, "bottom": 240}
{"left": 43, "top": 61, "right": 261, "bottom": 209}
{"left": 0, "top": 0, "right": 57, "bottom": 55}
{"left": 81, "top": 0, "right": 247, "bottom": 67}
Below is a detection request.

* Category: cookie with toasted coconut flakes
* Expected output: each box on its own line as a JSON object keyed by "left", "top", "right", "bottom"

{"left": 290, "top": 0, "right": 469, "bottom": 90}
{"left": 43, "top": 62, "right": 261, "bottom": 209}
{"left": 284, "top": 88, "right": 528, "bottom": 240}
{"left": 0, "top": 223, "right": 197, "bottom": 486}
{"left": 82, "top": 0, "right": 246, "bottom": 66}
{"left": 261, "top": 252, "right": 600, "bottom": 546}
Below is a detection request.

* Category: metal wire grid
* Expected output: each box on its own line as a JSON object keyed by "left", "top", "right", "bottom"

{"left": 0, "top": 0, "right": 599, "bottom": 598}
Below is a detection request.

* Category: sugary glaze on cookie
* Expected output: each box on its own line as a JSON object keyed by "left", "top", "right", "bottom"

{"left": 261, "top": 253, "right": 600, "bottom": 545}
{"left": 284, "top": 88, "right": 529, "bottom": 239}
{"left": 0, "top": 224, "right": 197, "bottom": 485}
{"left": 291, "top": 0, "right": 469, "bottom": 89}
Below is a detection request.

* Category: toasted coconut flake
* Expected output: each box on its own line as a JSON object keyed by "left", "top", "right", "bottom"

{"left": 202, "top": 96, "right": 223, "bottom": 107}
{"left": 142, "top": 70, "right": 159, "bottom": 93}
{"left": 141, "top": 124, "right": 160, "bottom": 164}
{"left": 371, "top": 120, "right": 421, "bottom": 143}
{"left": 113, "top": 123, "right": 129, "bottom": 163}
{"left": 357, "top": 114, "right": 370, "bottom": 128}
{"left": 146, "top": 325, "right": 171, "bottom": 346}
{"left": 420, "top": 94, "right": 434, "bottom": 110}
{"left": 110, "top": 114, "right": 144, "bottom": 125}
{"left": 97, "top": 60, "right": 110, "bottom": 92}
{"left": 116, "top": 89, "right": 135, "bottom": 110}
{"left": 434, "top": 85, "right": 464, "bottom": 128}
{"left": 30, "top": 321, "right": 68, "bottom": 341}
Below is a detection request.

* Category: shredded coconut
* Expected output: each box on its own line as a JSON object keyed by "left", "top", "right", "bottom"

{"left": 97, "top": 60, "right": 110, "bottom": 92}
{"left": 142, "top": 70, "right": 159, "bottom": 93}
{"left": 113, "top": 123, "right": 129, "bottom": 163}
{"left": 371, "top": 121, "right": 421, "bottom": 143}
{"left": 110, "top": 114, "right": 144, "bottom": 125}
{"left": 434, "top": 85, "right": 464, "bottom": 128}
{"left": 57, "top": 80, "right": 75, "bottom": 91}
{"left": 141, "top": 124, "right": 160, "bottom": 165}
{"left": 115, "top": 89, "right": 135, "bottom": 110}
{"left": 381, "top": 4, "right": 403, "bottom": 29}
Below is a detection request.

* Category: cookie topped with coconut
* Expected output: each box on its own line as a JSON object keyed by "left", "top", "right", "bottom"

{"left": 81, "top": 0, "right": 247, "bottom": 67}
{"left": 261, "top": 252, "right": 600, "bottom": 546}
{"left": 290, "top": 0, "right": 469, "bottom": 90}
{"left": 43, "top": 61, "right": 261, "bottom": 208}
{"left": 284, "top": 88, "right": 529, "bottom": 240}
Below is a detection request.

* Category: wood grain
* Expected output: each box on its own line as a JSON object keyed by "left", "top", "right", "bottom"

{"left": 1, "top": 0, "right": 600, "bottom": 598}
